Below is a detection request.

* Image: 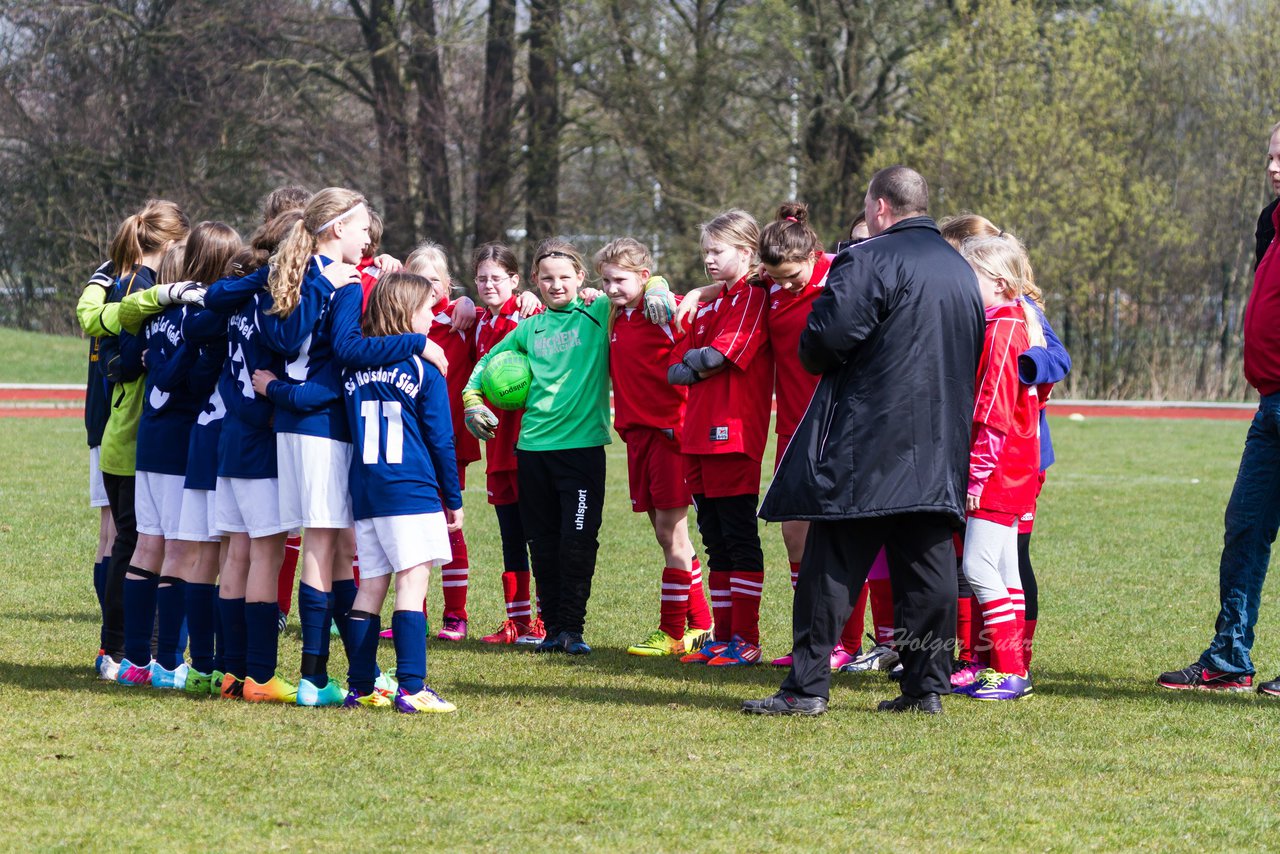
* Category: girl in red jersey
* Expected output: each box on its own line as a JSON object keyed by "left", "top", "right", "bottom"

{"left": 471, "top": 243, "right": 547, "bottom": 646}
{"left": 753, "top": 202, "right": 898, "bottom": 673}
{"left": 671, "top": 210, "right": 773, "bottom": 667}
{"left": 594, "top": 238, "right": 714, "bottom": 657}
{"left": 953, "top": 233, "right": 1044, "bottom": 702}
{"left": 404, "top": 243, "right": 479, "bottom": 641}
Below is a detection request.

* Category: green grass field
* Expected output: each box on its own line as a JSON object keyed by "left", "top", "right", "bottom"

{"left": 1, "top": 411, "right": 1278, "bottom": 850}
{"left": 0, "top": 326, "right": 89, "bottom": 384}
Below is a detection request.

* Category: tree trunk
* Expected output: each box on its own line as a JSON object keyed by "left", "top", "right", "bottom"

{"left": 473, "top": 0, "right": 517, "bottom": 247}
{"left": 406, "top": 0, "right": 455, "bottom": 257}
{"left": 525, "top": 0, "right": 562, "bottom": 248}
{"left": 353, "top": 0, "right": 414, "bottom": 255}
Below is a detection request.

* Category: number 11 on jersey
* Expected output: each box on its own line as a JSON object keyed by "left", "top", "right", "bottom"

{"left": 361, "top": 400, "right": 404, "bottom": 464}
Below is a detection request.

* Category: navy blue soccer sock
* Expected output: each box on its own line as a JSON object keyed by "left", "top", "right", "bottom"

{"left": 93, "top": 558, "right": 108, "bottom": 613}
{"left": 392, "top": 610, "right": 426, "bottom": 695}
{"left": 154, "top": 577, "right": 187, "bottom": 670}
{"left": 332, "top": 578, "right": 358, "bottom": 636}
{"left": 122, "top": 568, "right": 159, "bottom": 665}
{"left": 217, "top": 596, "right": 246, "bottom": 679}
{"left": 185, "top": 582, "right": 218, "bottom": 674}
{"left": 345, "top": 610, "right": 380, "bottom": 695}
{"left": 244, "top": 601, "right": 280, "bottom": 684}
{"left": 298, "top": 582, "right": 331, "bottom": 689}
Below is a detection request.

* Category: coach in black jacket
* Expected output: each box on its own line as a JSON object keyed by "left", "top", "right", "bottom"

{"left": 743, "top": 166, "right": 984, "bottom": 716}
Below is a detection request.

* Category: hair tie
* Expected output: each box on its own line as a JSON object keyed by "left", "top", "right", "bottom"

{"left": 785, "top": 216, "right": 798, "bottom": 223}
{"left": 314, "top": 202, "right": 366, "bottom": 236}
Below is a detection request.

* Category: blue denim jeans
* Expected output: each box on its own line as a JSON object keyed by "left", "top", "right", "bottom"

{"left": 1200, "top": 393, "right": 1280, "bottom": 675}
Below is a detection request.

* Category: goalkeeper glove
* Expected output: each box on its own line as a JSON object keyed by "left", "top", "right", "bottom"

{"left": 462, "top": 389, "right": 499, "bottom": 440}
{"left": 642, "top": 275, "right": 675, "bottom": 325}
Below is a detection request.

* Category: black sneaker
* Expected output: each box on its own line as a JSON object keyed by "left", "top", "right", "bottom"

{"left": 1157, "top": 661, "right": 1253, "bottom": 692}
{"left": 741, "top": 691, "right": 828, "bottom": 716}
{"left": 559, "top": 631, "right": 592, "bottom": 655}
{"left": 877, "top": 692, "right": 943, "bottom": 714}
{"left": 1258, "top": 675, "right": 1280, "bottom": 697}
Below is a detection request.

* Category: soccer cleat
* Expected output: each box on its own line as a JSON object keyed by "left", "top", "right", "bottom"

{"left": 559, "top": 631, "right": 592, "bottom": 655}
{"left": 331, "top": 619, "right": 341, "bottom": 638}
{"left": 969, "top": 670, "right": 1033, "bottom": 701}
{"left": 682, "top": 625, "right": 713, "bottom": 653}
{"left": 219, "top": 673, "right": 244, "bottom": 700}
{"left": 374, "top": 671, "right": 398, "bottom": 698}
{"left": 149, "top": 661, "right": 189, "bottom": 690}
{"left": 1157, "top": 662, "right": 1254, "bottom": 692}
{"left": 842, "top": 643, "right": 900, "bottom": 673}
{"left": 1258, "top": 675, "right": 1280, "bottom": 697}
{"left": 277, "top": 608, "right": 288, "bottom": 635}
{"left": 627, "top": 629, "right": 685, "bottom": 657}
{"left": 741, "top": 691, "right": 828, "bottom": 716}
{"left": 707, "top": 638, "right": 762, "bottom": 667}
{"left": 515, "top": 618, "right": 547, "bottom": 646}
{"left": 681, "top": 639, "right": 729, "bottom": 664}
{"left": 393, "top": 686, "right": 457, "bottom": 714}
{"left": 115, "top": 658, "right": 153, "bottom": 687}
{"left": 183, "top": 669, "right": 214, "bottom": 696}
{"left": 243, "top": 674, "right": 298, "bottom": 703}
{"left": 379, "top": 628, "right": 394, "bottom": 640}
{"left": 877, "top": 692, "right": 943, "bottom": 714}
{"left": 210, "top": 670, "right": 225, "bottom": 696}
{"left": 770, "top": 653, "right": 794, "bottom": 667}
{"left": 887, "top": 663, "right": 904, "bottom": 681}
{"left": 97, "top": 653, "right": 122, "bottom": 682}
{"left": 949, "top": 660, "right": 986, "bottom": 689}
{"left": 534, "top": 634, "right": 563, "bottom": 654}
{"left": 437, "top": 617, "right": 468, "bottom": 642}
{"left": 830, "top": 643, "right": 859, "bottom": 671}
{"left": 343, "top": 688, "right": 392, "bottom": 709}
{"left": 482, "top": 619, "right": 525, "bottom": 645}
{"left": 296, "top": 678, "right": 346, "bottom": 707}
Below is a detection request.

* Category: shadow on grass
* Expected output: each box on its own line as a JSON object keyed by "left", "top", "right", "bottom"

{"left": 0, "top": 609, "right": 100, "bottom": 625}
{"left": 1030, "top": 669, "right": 1268, "bottom": 705}
{"left": 448, "top": 677, "right": 753, "bottom": 711}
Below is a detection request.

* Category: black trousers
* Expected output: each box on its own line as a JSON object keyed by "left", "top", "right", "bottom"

{"left": 517, "top": 447, "right": 605, "bottom": 635}
{"left": 691, "top": 493, "right": 763, "bottom": 574}
{"left": 781, "top": 513, "right": 958, "bottom": 701}
{"left": 101, "top": 473, "right": 137, "bottom": 658}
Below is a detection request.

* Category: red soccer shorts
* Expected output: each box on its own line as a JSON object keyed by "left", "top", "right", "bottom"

{"left": 486, "top": 469, "right": 519, "bottom": 506}
{"left": 624, "top": 427, "right": 691, "bottom": 513}
{"left": 684, "top": 452, "right": 762, "bottom": 499}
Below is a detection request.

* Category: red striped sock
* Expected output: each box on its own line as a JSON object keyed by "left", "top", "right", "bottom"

{"left": 503, "top": 571, "right": 533, "bottom": 629}
{"left": 843, "top": 583, "right": 869, "bottom": 652}
{"left": 440, "top": 528, "right": 469, "bottom": 621}
{"left": 686, "top": 558, "right": 712, "bottom": 631}
{"left": 351, "top": 551, "right": 361, "bottom": 586}
{"left": 276, "top": 535, "right": 301, "bottom": 614}
{"left": 789, "top": 560, "right": 800, "bottom": 590}
{"left": 659, "top": 567, "right": 691, "bottom": 639}
{"left": 729, "top": 571, "right": 764, "bottom": 646}
{"left": 869, "top": 577, "right": 894, "bottom": 646}
{"left": 709, "top": 570, "right": 732, "bottom": 642}
{"left": 956, "top": 594, "right": 974, "bottom": 662}
{"left": 1008, "top": 587, "right": 1026, "bottom": 673}
{"left": 980, "top": 596, "right": 1020, "bottom": 673}
{"left": 967, "top": 595, "right": 986, "bottom": 665}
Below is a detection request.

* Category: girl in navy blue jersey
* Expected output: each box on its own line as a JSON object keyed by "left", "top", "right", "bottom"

{"left": 136, "top": 223, "right": 244, "bottom": 690}
{"left": 204, "top": 190, "right": 373, "bottom": 702}
{"left": 341, "top": 272, "right": 463, "bottom": 713}
{"left": 246, "top": 196, "right": 445, "bottom": 706}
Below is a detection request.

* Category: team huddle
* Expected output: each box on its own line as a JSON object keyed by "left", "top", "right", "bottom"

{"left": 75, "top": 180, "right": 1070, "bottom": 715}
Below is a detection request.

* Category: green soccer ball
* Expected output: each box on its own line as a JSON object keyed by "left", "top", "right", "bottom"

{"left": 480, "top": 350, "right": 532, "bottom": 411}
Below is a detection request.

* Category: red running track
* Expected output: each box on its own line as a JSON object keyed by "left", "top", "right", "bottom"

{"left": 0, "top": 385, "right": 1259, "bottom": 421}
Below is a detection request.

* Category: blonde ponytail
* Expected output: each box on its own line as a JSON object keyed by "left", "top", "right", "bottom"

{"left": 266, "top": 186, "right": 365, "bottom": 318}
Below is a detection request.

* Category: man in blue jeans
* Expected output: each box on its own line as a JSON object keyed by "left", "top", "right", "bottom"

{"left": 1158, "top": 122, "right": 1280, "bottom": 696}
